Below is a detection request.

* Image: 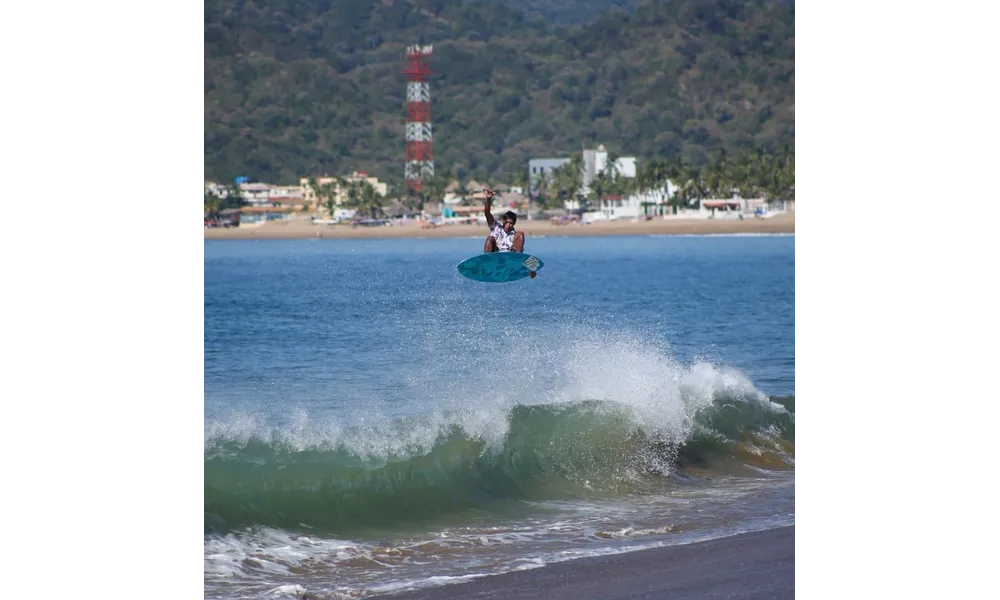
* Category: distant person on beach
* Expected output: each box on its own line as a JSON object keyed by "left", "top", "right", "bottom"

{"left": 483, "top": 188, "right": 526, "bottom": 254}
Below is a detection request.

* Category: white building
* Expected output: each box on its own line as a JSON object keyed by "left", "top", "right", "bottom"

{"left": 239, "top": 182, "right": 276, "bottom": 206}
{"left": 585, "top": 146, "right": 636, "bottom": 179}
{"left": 268, "top": 185, "right": 304, "bottom": 202}
{"left": 524, "top": 145, "right": 638, "bottom": 211}
{"left": 204, "top": 182, "right": 231, "bottom": 199}
{"left": 591, "top": 182, "right": 678, "bottom": 221}
{"left": 581, "top": 144, "right": 636, "bottom": 193}
{"left": 527, "top": 158, "right": 571, "bottom": 196}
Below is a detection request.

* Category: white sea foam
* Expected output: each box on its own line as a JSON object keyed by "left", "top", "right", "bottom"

{"left": 205, "top": 325, "right": 774, "bottom": 460}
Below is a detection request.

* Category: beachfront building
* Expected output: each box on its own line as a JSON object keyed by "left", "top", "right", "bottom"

{"left": 527, "top": 158, "right": 571, "bottom": 196}
{"left": 239, "top": 182, "right": 276, "bottom": 206}
{"left": 585, "top": 182, "right": 786, "bottom": 222}
{"left": 300, "top": 171, "right": 389, "bottom": 212}
{"left": 698, "top": 197, "right": 790, "bottom": 219}
{"left": 204, "top": 181, "right": 232, "bottom": 199}
{"left": 346, "top": 171, "right": 388, "bottom": 197}
{"left": 301, "top": 177, "right": 332, "bottom": 208}
{"left": 581, "top": 144, "right": 636, "bottom": 195}
{"left": 268, "top": 186, "right": 306, "bottom": 211}
{"left": 595, "top": 182, "right": 677, "bottom": 221}
{"left": 528, "top": 144, "right": 639, "bottom": 212}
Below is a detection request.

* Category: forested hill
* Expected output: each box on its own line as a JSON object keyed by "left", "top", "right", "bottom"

{"left": 499, "top": 0, "right": 641, "bottom": 26}
{"left": 204, "top": 0, "right": 794, "bottom": 185}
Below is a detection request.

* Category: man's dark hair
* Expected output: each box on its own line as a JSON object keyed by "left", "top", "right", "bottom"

{"left": 503, "top": 210, "right": 518, "bottom": 224}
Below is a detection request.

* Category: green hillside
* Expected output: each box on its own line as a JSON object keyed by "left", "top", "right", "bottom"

{"left": 498, "top": 0, "right": 642, "bottom": 26}
{"left": 204, "top": 0, "right": 794, "bottom": 185}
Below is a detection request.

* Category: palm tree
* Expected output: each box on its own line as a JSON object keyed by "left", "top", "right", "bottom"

{"left": 219, "top": 184, "right": 245, "bottom": 211}
{"left": 548, "top": 155, "right": 585, "bottom": 211}
{"left": 342, "top": 181, "right": 380, "bottom": 219}
{"left": 531, "top": 173, "right": 552, "bottom": 210}
{"left": 422, "top": 174, "right": 448, "bottom": 213}
{"left": 661, "top": 156, "right": 704, "bottom": 212}
{"left": 603, "top": 150, "right": 621, "bottom": 180}
{"left": 611, "top": 165, "right": 637, "bottom": 198}
{"left": 633, "top": 160, "right": 660, "bottom": 217}
{"left": 704, "top": 148, "right": 732, "bottom": 199}
{"left": 684, "top": 162, "right": 707, "bottom": 210}
{"left": 758, "top": 146, "right": 794, "bottom": 204}
{"left": 635, "top": 160, "right": 655, "bottom": 194}
{"left": 303, "top": 177, "right": 323, "bottom": 210}
{"left": 588, "top": 170, "right": 610, "bottom": 211}
{"left": 204, "top": 191, "right": 221, "bottom": 220}
{"left": 551, "top": 154, "right": 580, "bottom": 210}
{"left": 313, "top": 181, "right": 338, "bottom": 218}
{"left": 568, "top": 161, "right": 584, "bottom": 201}
{"left": 511, "top": 169, "right": 530, "bottom": 195}
{"left": 728, "top": 152, "right": 755, "bottom": 200}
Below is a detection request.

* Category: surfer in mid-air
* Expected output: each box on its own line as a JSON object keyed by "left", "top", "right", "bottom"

{"left": 452, "top": 187, "right": 539, "bottom": 281}
{"left": 483, "top": 188, "right": 527, "bottom": 255}
{"left": 483, "top": 188, "right": 537, "bottom": 276}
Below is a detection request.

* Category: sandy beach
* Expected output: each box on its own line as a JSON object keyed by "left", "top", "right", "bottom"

{"left": 204, "top": 212, "right": 794, "bottom": 240}
{"left": 370, "top": 526, "right": 794, "bottom": 600}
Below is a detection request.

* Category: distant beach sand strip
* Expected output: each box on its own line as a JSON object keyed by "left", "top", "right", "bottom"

{"left": 205, "top": 212, "right": 794, "bottom": 240}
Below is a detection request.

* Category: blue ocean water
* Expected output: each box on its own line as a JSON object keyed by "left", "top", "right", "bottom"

{"left": 204, "top": 234, "right": 794, "bottom": 599}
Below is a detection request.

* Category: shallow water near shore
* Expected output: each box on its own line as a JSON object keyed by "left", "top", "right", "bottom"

{"left": 205, "top": 234, "right": 795, "bottom": 599}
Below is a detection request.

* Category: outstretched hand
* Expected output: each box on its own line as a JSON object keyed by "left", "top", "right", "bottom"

{"left": 483, "top": 188, "right": 495, "bottom": 201}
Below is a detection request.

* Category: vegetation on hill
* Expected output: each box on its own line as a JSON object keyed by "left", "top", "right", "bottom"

{"left": 204, "top": 0, "right": 794, "bottom": 189}
{"left": 498, "top": 0, "right": 641, "bottom": 26}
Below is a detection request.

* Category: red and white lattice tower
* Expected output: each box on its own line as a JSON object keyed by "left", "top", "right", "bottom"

{"left": 403, "top": 44, "right": 433, "bottom": 192}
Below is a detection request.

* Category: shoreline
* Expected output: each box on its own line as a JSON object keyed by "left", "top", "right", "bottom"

{"left": 369, "top": 525, "right": 794, "bottom": 600}
{"left": 204, "top": 212, "right": 794, "bottom": 240}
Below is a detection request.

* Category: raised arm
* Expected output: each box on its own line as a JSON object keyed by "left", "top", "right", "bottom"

{"left": 483, "top": 188, "right": 496, "bottom": 228}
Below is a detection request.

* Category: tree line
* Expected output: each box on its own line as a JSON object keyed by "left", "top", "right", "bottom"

{"left": 526, "top": 146, "right": 793, "bottom": 213}
{"left": 207, "top": 143, "right": 793, "bottom": 220}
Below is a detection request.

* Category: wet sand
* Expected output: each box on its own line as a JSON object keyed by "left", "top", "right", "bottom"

{"left": 371, "top": 526, "right": 794, "bottom": 600}
{"left": 204, "top": 213, "right": 794, "bottom": 240}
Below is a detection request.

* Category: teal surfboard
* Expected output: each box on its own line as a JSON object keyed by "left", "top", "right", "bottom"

{"left": 457, "top": 252, "right": 544, "bottom": 282}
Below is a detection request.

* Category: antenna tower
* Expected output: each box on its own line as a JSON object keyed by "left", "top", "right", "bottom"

{"left": 403, "top": 45, "right": 433, "bottom": 192}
